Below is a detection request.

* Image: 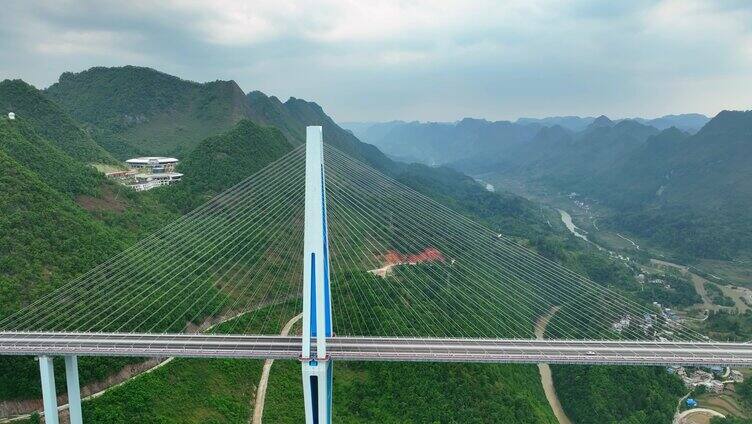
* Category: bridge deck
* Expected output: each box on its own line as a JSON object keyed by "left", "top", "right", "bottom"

{"left": 0, "top": 332, "right": 748, "bottom": 367}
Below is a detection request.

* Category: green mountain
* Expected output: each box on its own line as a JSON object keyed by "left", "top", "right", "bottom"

{"left": 45, "top": 66, "right": 252, "bottom": 158}
{"left": 663, "top": 110, "right": 752, "bottom": 210}
{"left": 0, "top": 80, "right": 115, "bottom": 164}
{"left": 0, "top": 147, "right": 124, "bottom": 314}
{"left": 247, "top": 91, "right": 397, "bottom": 172}
{"left": 608, "top": 111, "right": 752, "bottom": 259}
{"left": 585, "top": 126, "right": 690, "bottom": 208}
{"left": 0, "top": 81, "right": 179, "bottom": 317}
{"left": 0, "top": 117, "right": 104, "bottom": 196}
{"left": 535, "top": 119, "right": 660, "bottom": 187}
{"left": 179, "top": 119, "right": 292, "bottom": 196}
{"left": 368, "top": 111, "right": 752, "bottom": 260}
{"left": 162, "top": 119, "right": 294, "bottom": 213}
{"left": 0, "top": 67, "right": 687, "bottom": 423}
{"left": 346, "top": 118, "right": 543, "bottom": 165}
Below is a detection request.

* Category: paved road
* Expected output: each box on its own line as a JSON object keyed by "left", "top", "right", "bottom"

{"left": 2, "top": 332, "right": 751, "bottom": 367}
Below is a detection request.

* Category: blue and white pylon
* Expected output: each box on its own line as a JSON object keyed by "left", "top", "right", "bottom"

{"left": 301, "top": 126, "right": 334, "bottom": 424}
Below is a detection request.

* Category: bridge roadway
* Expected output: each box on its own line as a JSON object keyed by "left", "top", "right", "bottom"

{"left": 0, "top": 332, "right": 749, "bottom": 367}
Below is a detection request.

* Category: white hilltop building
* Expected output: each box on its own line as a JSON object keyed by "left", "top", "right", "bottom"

{"left": 7, "top": 112, "right": 15, "bottom": 120}
{"left": 123, "top": 157, "right": 183, "bottom": 191}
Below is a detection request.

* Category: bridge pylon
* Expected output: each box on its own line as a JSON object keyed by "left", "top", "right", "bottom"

{"left": 301, "top": 126, "right": 334, "bottom": 424}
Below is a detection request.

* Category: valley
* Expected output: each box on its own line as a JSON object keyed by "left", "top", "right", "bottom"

{"left": 1, "top": 65, "right": 750, "bottom": 423}
{"left": 347, "top": 113, "right": 752, "bottom": 424}
{"left": 3, "top": 3, "right": 751, "bottom": 423}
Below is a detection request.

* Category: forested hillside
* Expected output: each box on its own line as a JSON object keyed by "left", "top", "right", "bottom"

{"left": 0, "top": 83, "right": 177, "bottom": 399}
{"left": 0, "top": 66, "right": 689, "bottom": 423}
{"left": 0, "top": 80, "right": 114, "bottom": 163}
{"left": 162, "top": 119, "right": 294, "bottom": 213}
{"left": 0, "top": 86, "right": 175, "bottom": 315}
{"left": 44, "top": 66, "right": 252, "bottom": 158}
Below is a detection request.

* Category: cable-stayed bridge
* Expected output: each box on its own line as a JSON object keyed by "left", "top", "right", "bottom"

{"left": 4, "top": 333, "right": 751, "bottom": 366}
{"left": 0, "top": 127, "right": 748, "bottom": 423}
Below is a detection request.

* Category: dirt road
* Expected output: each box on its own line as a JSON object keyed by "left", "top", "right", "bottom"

{"left": 535, "top": 306, "right": 572, "bottom": 424}
{"left": 252, "top": 313, "right": 303, "bottom": 424}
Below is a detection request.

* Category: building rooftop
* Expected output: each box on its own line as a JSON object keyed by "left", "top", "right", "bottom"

{"left": 135, "top": 172, "right": 183, "bottom": 179}
{"left": 126, "top": 157, "right": 179, "bottom": 165}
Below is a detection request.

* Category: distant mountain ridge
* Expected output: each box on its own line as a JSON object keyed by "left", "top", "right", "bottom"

{"left": 342, "top": 114, "right": 708, "bottom": 168}
{"left": 342, "top": 110, "right": 750, "bottom": 260}
{"left": 514, "top": 113, "right": 709, "bottom": 133}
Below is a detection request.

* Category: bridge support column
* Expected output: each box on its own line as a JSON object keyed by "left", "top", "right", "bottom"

{"left": 301, "top": 126, "right": 334, "bottom": 424}
{"left": 38, "top": 356, "right": 59, "bottom": 424}
{"left": 301, "top": 360, "right": 332, "bottom": 424}
{"left": 65, "top": 356, "right": 83, "bottom": 424}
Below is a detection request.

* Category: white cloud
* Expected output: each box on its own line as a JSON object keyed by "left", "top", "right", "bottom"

{"left": 1, "top": 0, "right": 751, "bottom": 121}
{"left": 33, "top": 30, "right": 144, "bottom": 59}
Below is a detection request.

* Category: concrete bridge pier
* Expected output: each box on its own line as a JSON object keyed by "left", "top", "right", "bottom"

{"left": 65, "top": 356, "right": 83, "bottom": 424}
{"left": 38, "top": 356, "right": 59, "bottom": 424}
{"left": 37, "top": 355, "right": 83, "bottom": 424}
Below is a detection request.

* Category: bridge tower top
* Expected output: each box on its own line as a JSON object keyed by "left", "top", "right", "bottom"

{"left": 302, "top": 125, "right": 333, "bottom": 360}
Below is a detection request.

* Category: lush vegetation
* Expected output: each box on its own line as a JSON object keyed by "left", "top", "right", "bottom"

{"left": 44, "top": 66, "right": 251, "bottom": 157}
{"left": 712, "top": 418, "right": 752, "bottom": 424}
{"left": 0, "top": 118, "right": 105, "bottom": 196}
{"left": 0, "top": 66, "right": 704, "bottom": 423}
{"left": 157, "top": 119, "right": 293, "bottom": 213}
{"left": 636, "top": 273, "right": 702, "bottom": 308}
{"left": 552, "top": 365, "right": 685, "bottom": 424}
{"left": 737, "top": 378, "right": 752, "bottom": 410}
{"left": 0, "top": 83, "right": 177, "bottom": 399}
{"left": 705, "top": 283, "right": 736, "bottom": 307}
{"left": 265, "top": 360, "right": 556, "bottom": 423}
{"left": 702, "top": 310, "right": 752, "bottom": 341}
{"left": 0, "top": 79, "right": 114, "bottom": 163}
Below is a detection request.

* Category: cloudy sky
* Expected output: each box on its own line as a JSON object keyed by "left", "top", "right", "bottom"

{"left": 1, "top": 0, "right": 751, "bottom": 122}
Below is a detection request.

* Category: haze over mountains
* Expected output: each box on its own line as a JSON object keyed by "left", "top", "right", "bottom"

{"left": 343, "top": 110, "right": 751, "bottom": 261}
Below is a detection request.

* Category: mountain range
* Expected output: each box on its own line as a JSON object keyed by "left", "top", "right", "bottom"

{"left": 0, "top": 65, "right": 708, "bottom": 423}
{"left": 345, "top": 110, "right": 751, "bottom": 260}
{"left": 0, "top": 66, "right": 564, "bottom": 422}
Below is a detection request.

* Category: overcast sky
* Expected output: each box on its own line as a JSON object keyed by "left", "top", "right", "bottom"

{"left": 1, "top": 0, "right": 751, "bottom": 122}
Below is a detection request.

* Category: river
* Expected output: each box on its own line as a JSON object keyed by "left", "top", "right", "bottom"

{"left": 557, "top": 209, "right": 588, "bottom": 241}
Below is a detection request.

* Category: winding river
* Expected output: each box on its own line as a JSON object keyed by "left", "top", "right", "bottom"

{"left": 557, "top": 209, "right": 588, "bottom": 241}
